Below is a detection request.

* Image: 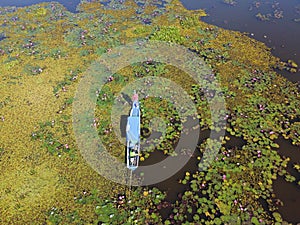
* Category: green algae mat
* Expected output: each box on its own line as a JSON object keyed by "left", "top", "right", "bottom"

{"left": 0, "top": 0, "right": 299, "bottom": 224}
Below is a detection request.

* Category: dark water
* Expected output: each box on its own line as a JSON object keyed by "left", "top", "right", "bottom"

{"left": 274, "top": 137, "right": 300, "bottom": 223}
{"left": 0, "top": 0, "right": 80, "bottom": 12}
{"left": 181, "top": 0, "right": 300, "bottom": 83}
{"left": 1, "top": 0, "right": 299, "bottom": 223}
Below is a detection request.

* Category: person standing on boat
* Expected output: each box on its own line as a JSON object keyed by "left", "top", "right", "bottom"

{"left": 132, "top": 91, "right": 138, "bottom": 102}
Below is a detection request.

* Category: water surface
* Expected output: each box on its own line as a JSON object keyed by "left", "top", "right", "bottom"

{"left": 0, "top": 0, "right": 80, "bottom": 12}
{"left": 181, "top": 0, "right": 300, "bottom": 83}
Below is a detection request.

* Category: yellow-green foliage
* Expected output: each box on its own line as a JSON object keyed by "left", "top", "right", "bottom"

{"left": 35, "top": 7, "right": 48, "bottom": 17}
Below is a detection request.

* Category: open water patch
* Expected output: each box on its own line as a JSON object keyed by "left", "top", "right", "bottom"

{"left": 273, "top": 136, "right": 300, "bottom": 223}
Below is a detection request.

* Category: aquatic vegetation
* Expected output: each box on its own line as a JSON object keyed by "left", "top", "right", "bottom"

{"left": 150, "top": 26, "right": 185, "bottom": 44}
{"left": 222, "top": 0, "right": 237, "bottom": 6}
{"left": 288, "top": 122, "right": 300, "bottom": 145}
{"left": 44, "top": 187, "right": 166, "bottom": 224}
{"left": 94, "top": 64, "right": 184, "bottom": 159}
{"left": 285, "top": 59, "right": 298, "bottom": 73}
{"left": 0, "top": 0, "right": 299, "bottom": 224}
{"left": 171, "top": 139, "right": 293, "bottom": 224}
{"left": 255, "top": 12, "right": 271, "bottom": 21}
{"left": 252, "top": 1, "right": 284, "bottom": 21}
{"left": 91, "top": 187, "right": 165, "bottom": 224}
{"left": 273, "top": 9, "right": 283, "bottom": 19}
{"left": 23, "top": 64, "right": 44, "bottom": 75}
{"left": 52, "top": 68, "right": 82, "bottom": 96}
{"left": 139, "top": 97, "right": 182, "bottom": 157}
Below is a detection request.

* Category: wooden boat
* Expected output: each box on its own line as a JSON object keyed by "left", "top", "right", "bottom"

{"left": 126, "top": 92, "right": 140, "bottom": 170}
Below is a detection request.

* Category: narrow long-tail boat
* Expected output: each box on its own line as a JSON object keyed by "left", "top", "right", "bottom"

{"left": 126, "top": 91, "right": 140, "bottom": 170}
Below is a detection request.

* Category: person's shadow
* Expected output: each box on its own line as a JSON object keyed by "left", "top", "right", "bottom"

{"left": 120, "top": 92, "right": 132, "bottom": 138}
{"left": 121, "top": 92, "right": 132, "bottom": 105}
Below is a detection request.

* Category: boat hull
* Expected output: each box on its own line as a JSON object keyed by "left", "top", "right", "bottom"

{"left": 126, "top": 98, "right": 140, "bottom": 170}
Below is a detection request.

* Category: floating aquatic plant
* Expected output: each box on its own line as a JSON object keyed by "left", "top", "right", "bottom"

{"left": 255, "top": 13, "right": 272, "bottom": 21}
{"left": 222, "top": 0, "right": 237, "bottom": 6}
{"left": 0, "top": 0, "right": 299, "bottom": 224}
{"left": 150, "top": 26, "right": 186, "bottom": 44}
{"left": 73, "top": 187, "right": 165, "bottom": 224}
{"left": 251, "top": 1, "right": 284, "bottom": 21}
